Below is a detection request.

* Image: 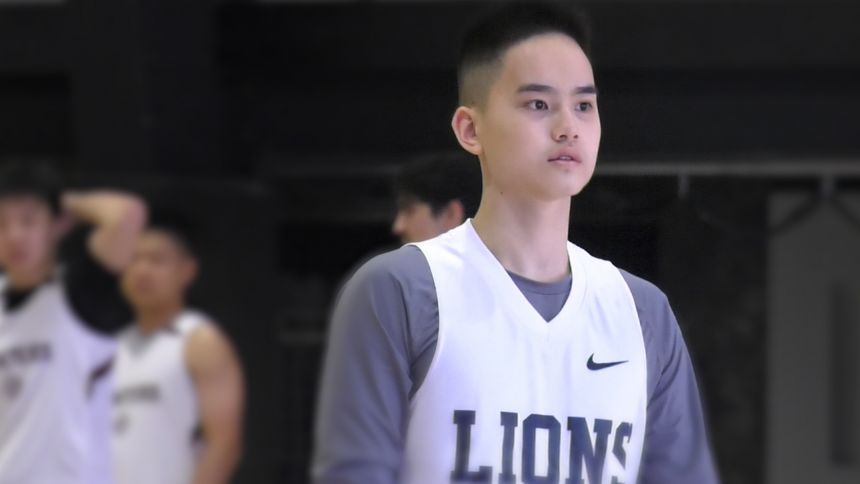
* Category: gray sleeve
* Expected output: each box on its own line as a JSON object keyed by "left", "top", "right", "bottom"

{"left": 620, "top": 270, "right": 721, "bottom": 484}
{"left": 311, "top": 245, "right": 437, "bottom": 484}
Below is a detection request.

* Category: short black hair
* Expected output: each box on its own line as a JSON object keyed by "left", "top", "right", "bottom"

{"left": 145, "top": 208, "right": 199, "bottom": 258}
{"left": 393, "top": 152, "right": 482, "bottom": 218}
{"left": 0, "top": 159, "right": 63, "bottom": 214}
{"left": 457, "top": 1, "right": 592, "bottom": 106}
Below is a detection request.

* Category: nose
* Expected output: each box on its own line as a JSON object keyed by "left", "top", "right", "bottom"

{"left": 551, "top": 108, "right": 579, "bottom": 143}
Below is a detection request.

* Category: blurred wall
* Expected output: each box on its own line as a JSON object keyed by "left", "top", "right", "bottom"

{"left": 768, "top": 193, "right": 860, "bottom": 484}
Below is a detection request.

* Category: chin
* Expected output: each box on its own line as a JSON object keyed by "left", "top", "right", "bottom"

{"left": 568, "top": 175, "right": 595, "bottom": 195}
{"left": 551, "top": 179, "right": 591, "bottom": 199}
{"left": 131, "top": 296, "right": 159, "bottom": 309}
{"left": 571, "top": 184, "right": 592, "bottom": 197}
{"left": 5, "top": 263, "right": 40, "bottom": 279}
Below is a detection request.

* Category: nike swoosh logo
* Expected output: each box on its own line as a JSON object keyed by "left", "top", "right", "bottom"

{"left": 586, "top": 353, "right": 628, "bottom": 371}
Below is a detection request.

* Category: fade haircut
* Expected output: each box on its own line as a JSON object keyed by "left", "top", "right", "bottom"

{"left": 144, "top": 208, "right": 199, "bottom": 258}
{"left": 457, "top": 1, "right": 592, "bottom": 107}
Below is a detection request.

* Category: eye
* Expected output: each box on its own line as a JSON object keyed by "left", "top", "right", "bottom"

{"left": 575, "top": 101, "right": 595, "bottom": 112}
{"left": 526, "top": 99, "right": 549, "bottom": 111}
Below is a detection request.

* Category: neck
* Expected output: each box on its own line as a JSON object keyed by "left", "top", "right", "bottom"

{"left": 135, "top": 301, "right": 184, "bottom": 333}
{"left": 471, "top": 188, "right": 571, "bottom": 283}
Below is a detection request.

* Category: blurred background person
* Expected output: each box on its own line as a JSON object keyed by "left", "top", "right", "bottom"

{"left": 112, "top": 216, "right": 244, "bottom": 484}
{"left": 0, "top": 160, "right": 146, "bottom": 484}
{"left": 391, "top": 152, "right": 482, "bottom": 243}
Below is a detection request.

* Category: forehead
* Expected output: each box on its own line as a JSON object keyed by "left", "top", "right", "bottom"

{"left": 136, "top": 230, "right": 186, "bottom": 254}
{"left": 0, "top": 195, "right": 53, "bottom": 216}
{"left": 495, "top": 33, "right": 594, "bottom": 91}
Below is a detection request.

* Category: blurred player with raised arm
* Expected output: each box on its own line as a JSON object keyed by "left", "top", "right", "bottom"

{"left": 0, "top": 160, "right": 146, "bottom": 484}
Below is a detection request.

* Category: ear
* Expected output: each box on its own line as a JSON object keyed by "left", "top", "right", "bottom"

{"left": 439, "top": 200, "right": 466, "bottom": 230}
{"left": 181, "top": 257, "right": 199, "bottom": 288}
{"left": 451, "top": 106, "right": 482, "bottom": 156}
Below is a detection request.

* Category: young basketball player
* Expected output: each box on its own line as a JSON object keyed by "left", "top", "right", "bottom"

{"left": 313, "top": 3, "right": 719, "bottom": 484}
{"left": 391, "top": 152, "right": 482, "bottom": 243}
{"left": 0, "top": 160, "right": 146, "bottom": 484}
{"left": 112, "top": 221, "right": 244, "bottom": 484}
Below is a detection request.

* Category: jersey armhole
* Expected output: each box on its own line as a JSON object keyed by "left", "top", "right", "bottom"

{"left": 619, "top": 269, "right": 665, "bottom": 406}
{"left": 607, "top": 264, "right": 650, "bottom": 419}
{"left": 406, "top": 243, "right": 446, "bottom": 407}
{"left": 179, "top": 314, "right": 213, "bottom": 393}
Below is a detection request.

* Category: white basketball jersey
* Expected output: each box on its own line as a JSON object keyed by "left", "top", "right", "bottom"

{"left": 403, "top": 221, "right": 648, "bottom": 484}
{"left": 111, "top": 310, "right": 207, "bottom": 484}
{"left": 0, "top": 275, "right": 116, "bottom": 484}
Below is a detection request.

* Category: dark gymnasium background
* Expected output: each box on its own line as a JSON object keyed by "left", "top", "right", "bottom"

{"left": 2, "top": 0, "right": 860, "bottom": 483}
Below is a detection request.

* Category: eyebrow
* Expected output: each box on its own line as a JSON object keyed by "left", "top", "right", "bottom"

{"left": 516, "top": 83, "right": 598, "bottom": 96}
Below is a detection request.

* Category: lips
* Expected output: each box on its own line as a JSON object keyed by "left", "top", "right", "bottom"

{"left": 548, "top": 151, "right": 581, "bottom": 163}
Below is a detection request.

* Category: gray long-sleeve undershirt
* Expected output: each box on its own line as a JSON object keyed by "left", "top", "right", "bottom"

{"left": 312, "top": 245, "right": 719, "bottom": 484}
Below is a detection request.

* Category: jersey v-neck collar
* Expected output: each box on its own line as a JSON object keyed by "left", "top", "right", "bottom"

{"left": 3, "top": 287, "right": 37, "bottom": 313}
{"left": 1, "top": 277, "right": 56, "bottom": 314}
{"left": 506, "top": 269, "right": 572, "bottom": 297}
{"left": 462, "top": 220, "right": 587, "bottom": 331}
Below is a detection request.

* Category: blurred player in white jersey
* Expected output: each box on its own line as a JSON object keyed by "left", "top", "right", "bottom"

{"left": 0, "top": 160, "right": 147, "bottom": 484}
{"left": 112, "top": 218, "right": 244, "bottom": 484}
